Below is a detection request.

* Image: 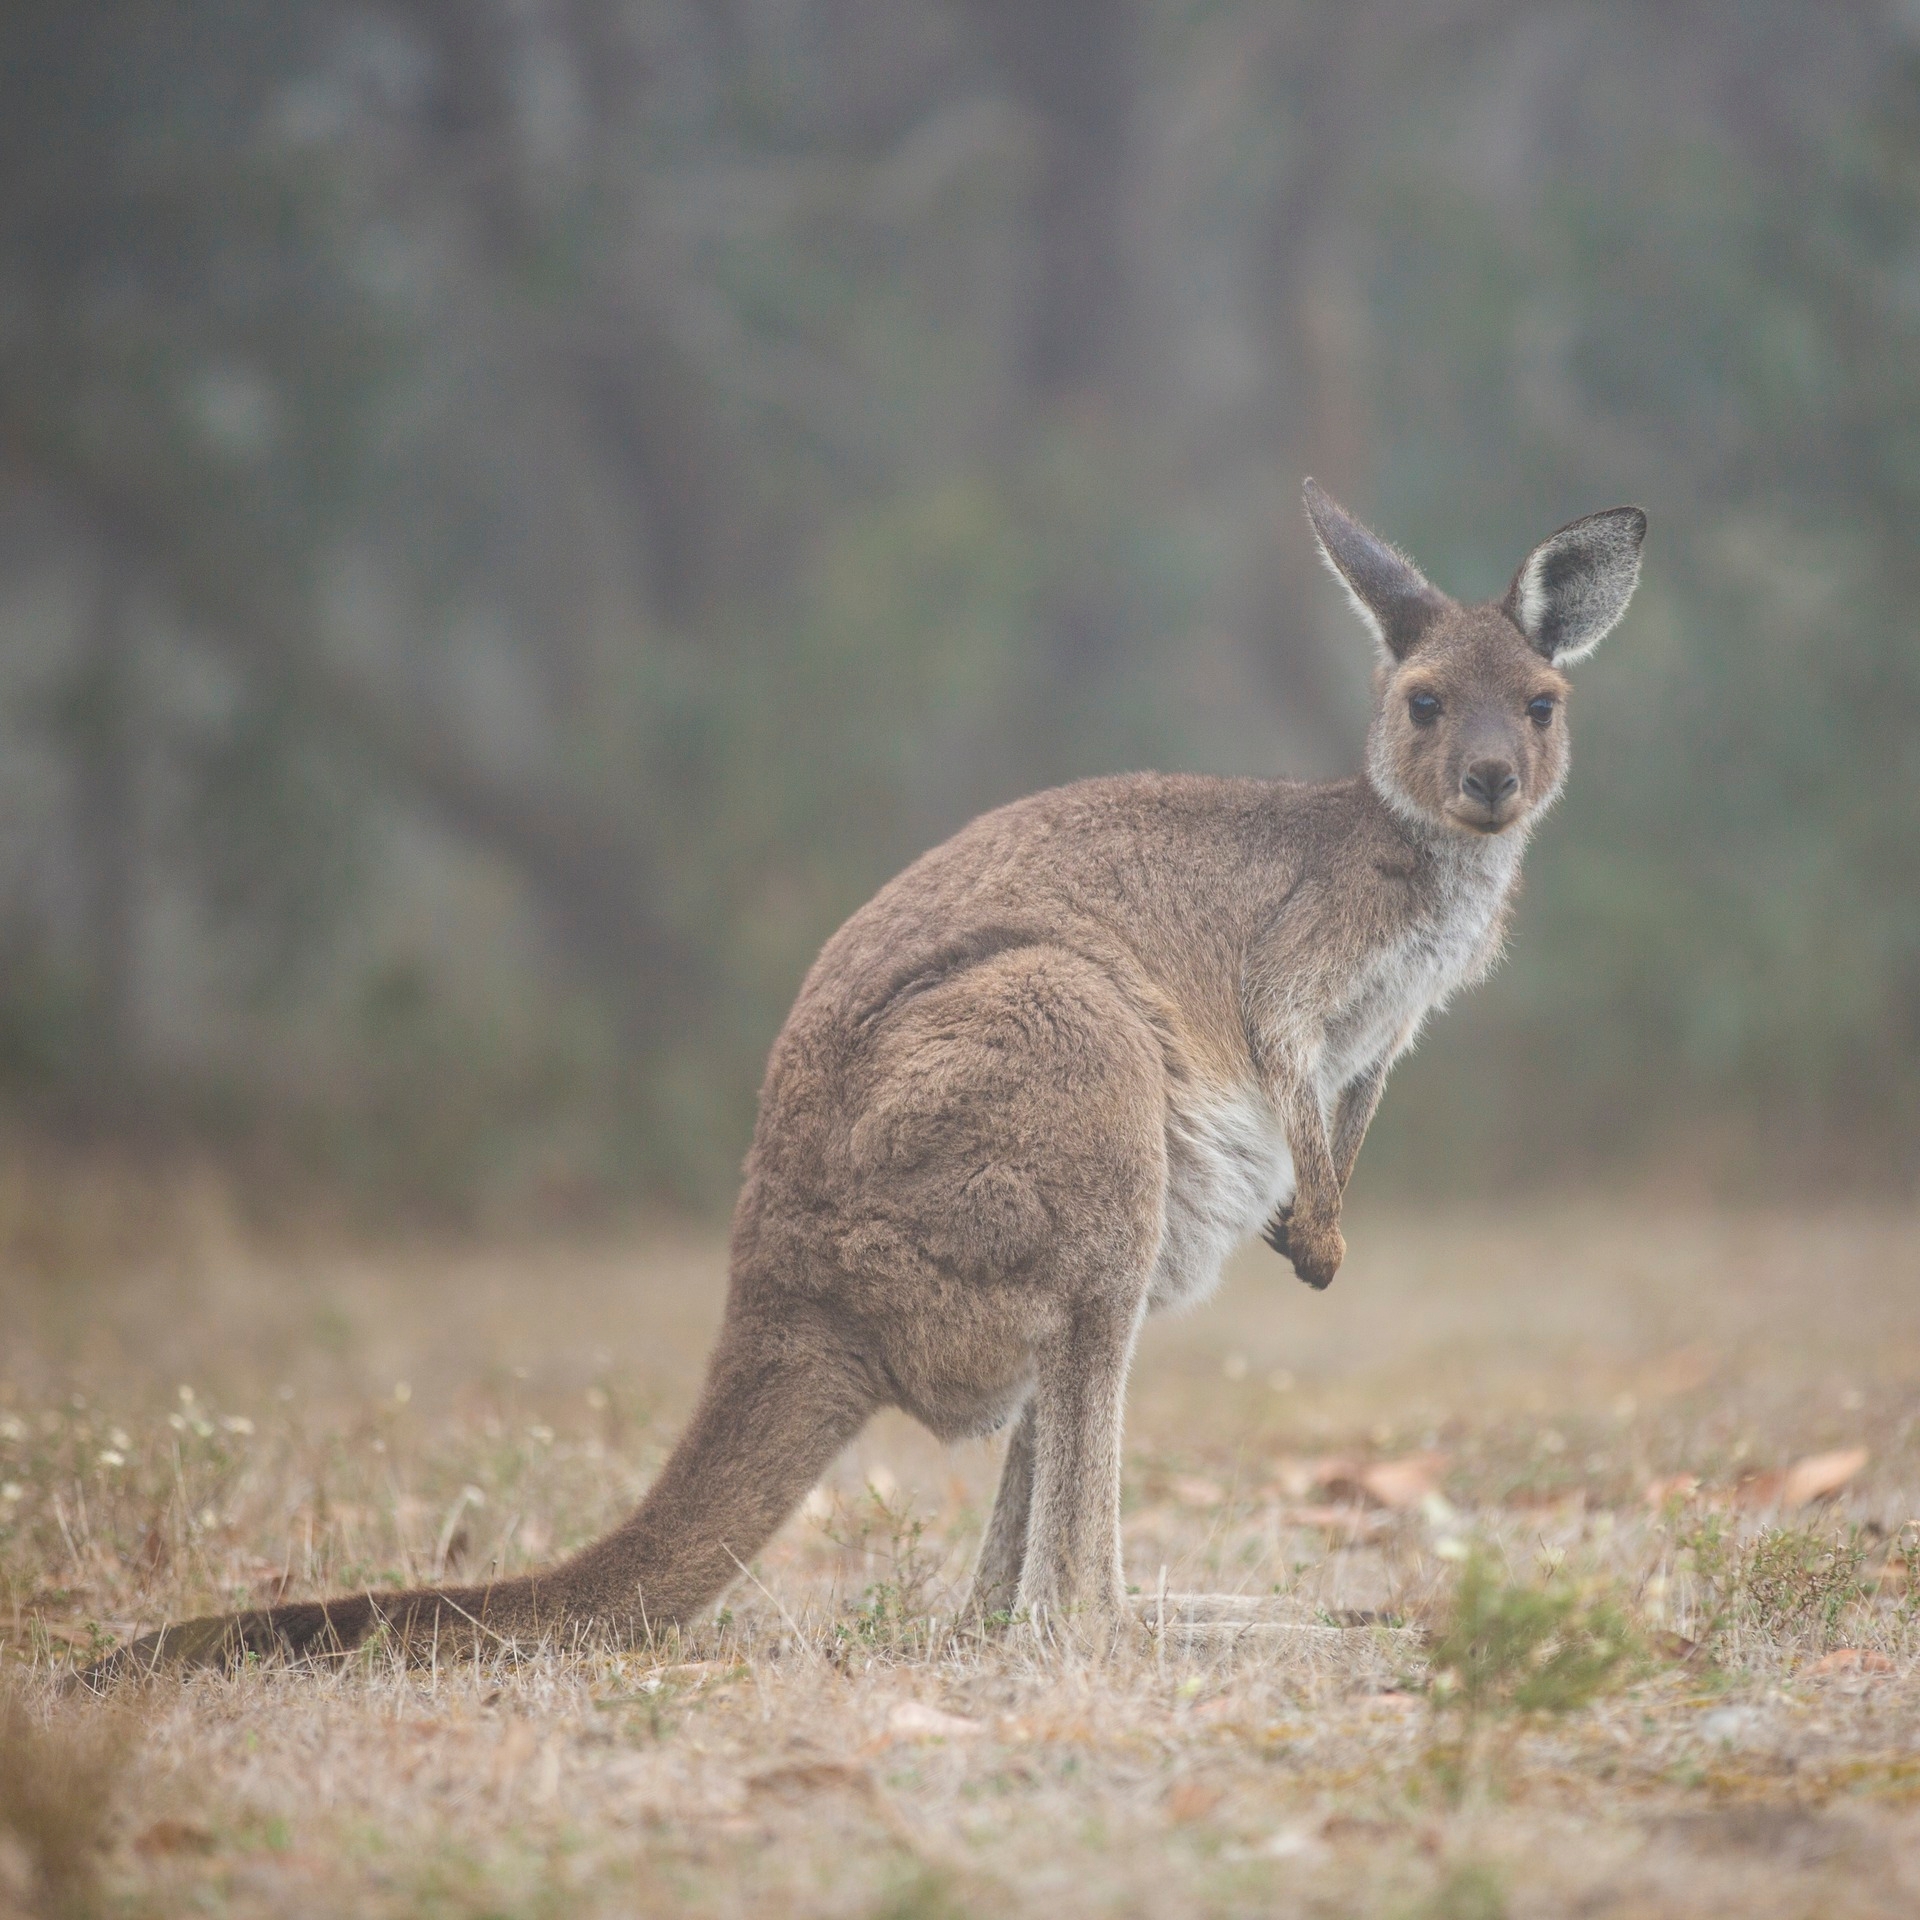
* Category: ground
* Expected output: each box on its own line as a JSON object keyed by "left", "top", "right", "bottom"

{"left": 2, "top": 1187, "right": 1917, "bottom": 1918}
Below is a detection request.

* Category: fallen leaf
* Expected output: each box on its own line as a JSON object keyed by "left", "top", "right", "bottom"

{"left": 1271, "top": 1456, "right": 1333, "bottom": 1500}
{"left": 1279, "top": 1453, "right": 1448, "bottom": 1510}
{"left": 134, "top": 1819, "right": 215, "bottom": 1857}
{"left": 1641, "top": 1345, "right": 1718, "bottom": 1397}
{"left": 1165, "top": 1779, "right": 1224, "bottom": 1823}
{"left": 1809, "top": 1647, "right": 1894, "bottom": 1677}
{"left": 1322, "top": 1812, "right": 1396, "bottom": 1843}
{"left": 651, "top": 1660, "right": 722, "bottom": 1688}
{"left": 1726, "top": 1447, "right": 1868, "bottom": 1512}
{"left": 1505, "top": 1483, "right": 1587, "bottom": 1511}
{"left": 1273, "top": 1453, "right": 1388, "bottom": 1499}
{"left": 885, "top": 1700, "right": 983, "bottom": 1742}
{"left": 1169, "top": 1474, "right": 1226, "bottom": 1508}
{"left": 1273, "top": 1504, "right": 1390, "bottom": 1541}
{"left": 749, "top": 1761, "right": 873, "bottom": 1796}
{"left": 1781, "top": 1447, "right": 1869, "bottom": 1508}
{"left": 1644, "top": 1473, "right": 1701, "bottom": 1508}
{"left": 1353, "top": 1453, "right": 1450, "bottom": 1510}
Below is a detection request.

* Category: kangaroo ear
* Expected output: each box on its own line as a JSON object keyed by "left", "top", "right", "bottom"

{"left": 1303, "top": 479, "right": 1450, "bottom": 662}
{"left": 1504, "top": 507, "right": 1646, "bottom": 664}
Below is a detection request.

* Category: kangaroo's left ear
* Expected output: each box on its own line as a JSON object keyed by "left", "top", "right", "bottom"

{"left": 1504, "top": 506, "right": 1647, "bottom": 664}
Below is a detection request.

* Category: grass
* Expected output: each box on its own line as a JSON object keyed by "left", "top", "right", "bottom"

{"left": 1, "top": 1192, "right": 1918, "bottom": 1915}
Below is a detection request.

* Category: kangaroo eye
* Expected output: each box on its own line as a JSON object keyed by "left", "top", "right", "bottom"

{"left": 1527, "top": 696, "right": 1556, "bottom": 727}
{"left": 1408, "top": 692, "right": 1441, "bottom": 726}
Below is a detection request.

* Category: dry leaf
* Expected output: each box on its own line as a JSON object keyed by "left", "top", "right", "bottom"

{"left": 749, "top": 1761, "right": 873, "bottom": 1796}
{"left": 1505, "top": 1484, "right": 1588, "bottom": 1512}
{"left": 1641, "top": 1345, "right": 1718, "bottom": 1397}
{"left": 652, "top": 1660, "right": 723, "bottom": 1688}
{"left": 1644, "top": 1473, "right": 1702, "bottom": 1508}
{"left": 1271, "top": 1454, "right": 1374, "bottom": 1499}
{"left": 1363, "top": 1690, "right": 1423, "bottom": 1712}
{"left": 1353, "top": 1453, "right": 1449, "bottom": 1510}
{"left": 1274, "top": 1504, "right": 1390, "bottom": 1540}
{"left": 133, "top": 1819, "right": 215, "bottom": 1857}
{"left": 1322, "top": 1812, "right": 1397, "bottom": 1843}
{"left": 885, "top": 1700, "right": 983, "bottom": 1742}
{"left": 1809, "top": 1647, "right": 1893, "bottom": 1676}
{"left": 1781, "top": 1447, "right": 1869, "bottom": 1508}
{"left": 1726, "top": 1447, "right": 1867, "bottom": 1511}
{"left": 1280, "top": 1452, "right": 1447, "bottom": 1510}
{"left": 1270, "top": 1457, "right": 1330, "bottom": 1500}
{"left": 1165, "top": 1779, "right": 1224, "bottom": 1823}
{"left": 1169, "top": 1475, "right": 1226, "bottom": 1509}
{"left": 1190, "top": 1695, "right": 1244, "bottom": 1725}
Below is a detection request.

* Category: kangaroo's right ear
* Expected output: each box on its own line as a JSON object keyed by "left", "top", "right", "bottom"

{"left": 1303, "top": 479, "right": 1451, "bottom": 662}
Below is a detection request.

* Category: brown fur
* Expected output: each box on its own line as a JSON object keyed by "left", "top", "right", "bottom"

{"left": 80, "top": 483, "right": 1644, "bottom": 1682}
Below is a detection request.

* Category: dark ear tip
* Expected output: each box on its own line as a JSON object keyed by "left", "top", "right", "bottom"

{"left": 1302, "top": 476, "right": 1346, "bottom": 528}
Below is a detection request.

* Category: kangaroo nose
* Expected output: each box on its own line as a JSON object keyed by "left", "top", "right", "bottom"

{"left": 1462, "top": 759, "right": 1519, "bottom": 807}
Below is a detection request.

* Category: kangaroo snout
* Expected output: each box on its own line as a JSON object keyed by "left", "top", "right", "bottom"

{"left": 1461, "top": 757, "right": 1519, "bottom": 808}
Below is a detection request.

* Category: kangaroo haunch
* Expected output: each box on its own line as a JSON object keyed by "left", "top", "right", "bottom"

{"left": 83, "top": 481, "right": 1645, "bottom": 1682}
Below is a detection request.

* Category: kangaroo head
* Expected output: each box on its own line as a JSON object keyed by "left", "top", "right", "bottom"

{"left": 1303, "top": 478, "right": 1645, "bottom": 839}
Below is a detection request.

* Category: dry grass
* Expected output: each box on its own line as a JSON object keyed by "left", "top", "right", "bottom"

{"left": 3, "top": 1196, "right": 1920, "bottom": 1916}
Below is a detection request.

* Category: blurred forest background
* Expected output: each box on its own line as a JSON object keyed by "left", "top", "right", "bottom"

{"left": 1, "top": 0, "right": 1916, "bottom": 1226}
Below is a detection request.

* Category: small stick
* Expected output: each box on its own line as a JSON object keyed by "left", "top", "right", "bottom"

{"left": 1156, "top": 1564, "right": 1168, "bottom": 1684}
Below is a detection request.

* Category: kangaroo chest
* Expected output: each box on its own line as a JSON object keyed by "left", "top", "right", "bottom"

{"left": 1149, "top": 840, "right": 1518, "bottom": 1315}
{"left": 1319, "top": 846, "right": 1518, "bottom": 1092}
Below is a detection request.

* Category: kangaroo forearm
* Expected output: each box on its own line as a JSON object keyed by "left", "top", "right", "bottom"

{"left": 1274, "top": 1074, "right": 1346, "bottom": 1288}
{"left": 1330, "top": 1064, "right": 1389, "bottom": 1192}
{"left": 1281, "top": 1077, "right": 1338, "bottom": 1220}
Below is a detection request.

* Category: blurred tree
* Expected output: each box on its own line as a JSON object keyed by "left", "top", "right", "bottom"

{"left": 0, "top": 0, "right": 1912, "bottom": 1210}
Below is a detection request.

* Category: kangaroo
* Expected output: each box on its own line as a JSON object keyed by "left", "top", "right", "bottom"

{"left": 82, "top": 481, "right": 1643, "bottom": 1684}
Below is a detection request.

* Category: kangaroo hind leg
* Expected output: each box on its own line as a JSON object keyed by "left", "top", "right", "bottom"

{"left": 967, "top": 1399, "right": 1036, "bottom": 1623}
{"left": 1016, "top": 1283, "right": 1150, "bottom": 1643}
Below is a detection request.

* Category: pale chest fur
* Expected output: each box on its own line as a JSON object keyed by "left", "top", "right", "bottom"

{"left": 1149, "top": 836, "right": 1521, "bottom": 1315}
{"left": 1317, "top": 836, "right": 1521, "bottom": 1095}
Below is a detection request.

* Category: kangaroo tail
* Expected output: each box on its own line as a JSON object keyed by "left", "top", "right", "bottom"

{"left": 75, "top": 1301, "right": 875, "bottom": 1691}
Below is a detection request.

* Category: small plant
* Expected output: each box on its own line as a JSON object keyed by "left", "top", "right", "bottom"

{"left": 865, "top": 1866, "right": 984, "bottom": 1920}
{"left": 827, "top": 1486, "right": 945, "bottom": 1659}
{"left": 1674, "top": 1515, "right": 1870, "bottom": 1664}
{"left": 1407, "top": 1861, "right": 1508, "bottom": 1920}
{"left": 1423, "top": 1548, "right": 1638, "bottom": 1802}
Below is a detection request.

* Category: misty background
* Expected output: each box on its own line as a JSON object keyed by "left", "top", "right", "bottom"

{"left": 2, "top": 0, "right": 1916, "bottom": 1226}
